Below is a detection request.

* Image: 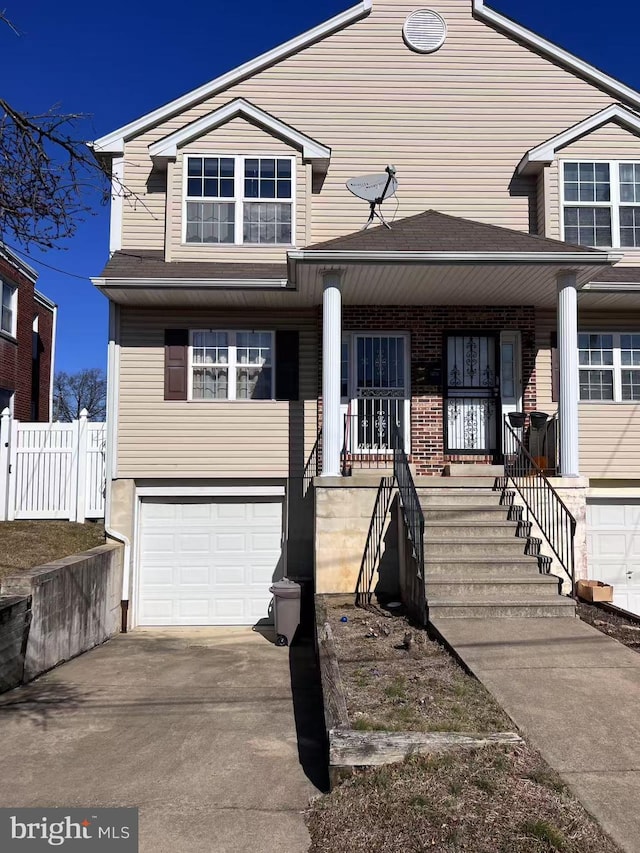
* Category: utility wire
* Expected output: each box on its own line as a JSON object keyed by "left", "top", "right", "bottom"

{"left": 4, "top": 241, "right": 91, "bottom": 281}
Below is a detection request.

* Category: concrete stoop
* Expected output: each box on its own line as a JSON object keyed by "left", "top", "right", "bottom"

{"left": 418, "top": 483, "right": 575, "bottom": 619}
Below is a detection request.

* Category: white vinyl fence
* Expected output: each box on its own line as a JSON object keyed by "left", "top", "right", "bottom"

{"left": 0, "top": 409, "right": 106, "bottom": 522}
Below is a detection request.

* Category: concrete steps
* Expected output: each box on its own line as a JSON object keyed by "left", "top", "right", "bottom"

{"left": 428, "top": 598, "right": 576, "bottom": 619}
{"left": 424, "top": 555, "right": 543, "bottom": 579}
{"left": 427, "top": 575, "right": 561, "bottom": 602}
{"left": 417, "top": 482, "right": 574, "bottom": 620}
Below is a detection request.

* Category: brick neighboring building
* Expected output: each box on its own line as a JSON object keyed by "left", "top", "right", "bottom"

{"left": 0, "top": 246, "right": 57, "bottom": 422}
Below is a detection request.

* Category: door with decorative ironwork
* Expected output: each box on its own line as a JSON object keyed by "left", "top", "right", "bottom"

{"left": 350, "top": 334, "right": 409, "bottom": 453}
{"left": 445, "top": 334, "right": 499, "bottom": 454}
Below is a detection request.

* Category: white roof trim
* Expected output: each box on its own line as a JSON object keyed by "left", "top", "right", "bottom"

{"left": 91, "top": 277, "right": 292, "bottom": 290}
{"left": 93, "top": 0, "right": 371, "bottom": 154}
{"left": 288, "top": 249, "right": 622, "bottom": 264}
{"left": 473, "top": 1, "right": 640, "bottom": 112}
{"left": 0, "top": 243, "right": 38, "bottom": 283}
{"left": 582, "top": 281, "right": 640, "bottom": 291}
{"left": 518, "top": 104, "right": 640, "bottom": 175}
{"left": 149, "top": 99, "right": 330, "bottom": 165}
{"left": 34, "top": 289, "right": 57, "bottom": 311}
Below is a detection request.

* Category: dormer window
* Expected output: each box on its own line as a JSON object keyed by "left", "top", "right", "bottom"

{"left": 184, "top": 155, "right": 294, "bottom": 246}
{"left": 562, "top": 161, "right": 640, "bottom": 248}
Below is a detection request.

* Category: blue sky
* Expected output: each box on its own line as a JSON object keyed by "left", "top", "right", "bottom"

{"left": 3, "top": 0, "right": 640, "bottom": 373}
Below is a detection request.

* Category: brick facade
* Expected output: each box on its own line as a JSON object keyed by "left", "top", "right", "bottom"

{"left": 0, "top": 253, "right": 55, "bottom": 422}
{"left": 319, "top": 305, "right": 537, "bottom": 475}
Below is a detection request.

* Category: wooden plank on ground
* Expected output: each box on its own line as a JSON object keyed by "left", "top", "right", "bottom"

{"left": 330, "top": 729, "right": 523, "bottom": 766}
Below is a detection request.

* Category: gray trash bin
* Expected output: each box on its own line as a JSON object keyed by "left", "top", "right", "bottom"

{"left": 269, "top": 579, "right": 301, "bottom": 647}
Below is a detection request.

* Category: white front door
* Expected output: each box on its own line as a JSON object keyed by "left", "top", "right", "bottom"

{"left": 138, "top": 497, "right": 283, "bottom": 626}
{"left": 499, "top": 331, "right": 523, "bottom": 421}
{"left": 587, "top": 499, "right": 640, "bottom": 616}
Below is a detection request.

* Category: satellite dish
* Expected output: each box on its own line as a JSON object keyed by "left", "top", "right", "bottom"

{"left": 346, "top": 165, "right": 398, "bottom": 229}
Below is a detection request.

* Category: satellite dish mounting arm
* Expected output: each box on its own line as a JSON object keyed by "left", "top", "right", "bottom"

{"left": 363, "top": 165, "right": 396, "bottom": 230}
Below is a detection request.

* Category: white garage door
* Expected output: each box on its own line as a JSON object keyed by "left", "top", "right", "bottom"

{"left": 138, "top": 498, "right": 283, "bottom": 626}
{"left": 587, "top": 500, "right": 640, "bottom": 616}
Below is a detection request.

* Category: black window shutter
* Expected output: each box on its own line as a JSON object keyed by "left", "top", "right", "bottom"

{"left": 164, "top": 329, "right": 189, "bottom": 401}
{"left": 275, "top": 330, "right": 299, "bottom": 401}
{"left": 550, "top": 331, "right": 559, "bottom": 403}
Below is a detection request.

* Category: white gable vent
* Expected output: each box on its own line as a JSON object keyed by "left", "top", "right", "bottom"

{"left": 403, "top": 9, "right": 447, "bottom": 54}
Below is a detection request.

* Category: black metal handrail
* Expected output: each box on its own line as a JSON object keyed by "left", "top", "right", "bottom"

{"left": 355, "top": 475, "right": 395, "bottom": 608}
{"left": 391, "top": 422, "right": 425, "bottom": 591}
{"left": 341, "top": 412, "right": 397, "bottom": 473}
{"left": 503, "top": 420, "right": 576, "bottom": 593}
{"left": 302, "top": 429, "right": 322, "bottom": 497}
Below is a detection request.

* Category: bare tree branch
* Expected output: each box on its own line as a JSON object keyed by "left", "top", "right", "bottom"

{"left": 53, "top": 369, "right": 106, "bottom": 421}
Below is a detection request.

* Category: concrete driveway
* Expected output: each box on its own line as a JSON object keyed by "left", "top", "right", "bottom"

{"left": 0, "top": 628, "right": 327, "bottom": 852}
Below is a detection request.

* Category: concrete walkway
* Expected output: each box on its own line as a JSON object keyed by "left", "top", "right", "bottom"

{"left": 0, "top": 628, "right": 326, "bottom": 853}
{"left": 432, "top": 615, "right": 640, "bottom": 853}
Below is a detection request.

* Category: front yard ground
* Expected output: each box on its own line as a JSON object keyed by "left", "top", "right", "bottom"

{"left": 0, "top": 521, "right": 105, "bottom": 581}
{"left": 326, "top": 600, "right": 511, "bottom": 732}
{"left": 310, "top": 599, "right": 622, "bottom": 852}
{"left": 306, "top": 743, "right": 621, "bottom": 853}
{"left": 577, "top": 600, "right": 640, "bottom": 651}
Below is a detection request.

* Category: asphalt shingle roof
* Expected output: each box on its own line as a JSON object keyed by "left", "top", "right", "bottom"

{"left": 98, "top": 250, "right": 288, "bottom": 280}
{"left": 304, "top": 210, "right": 599, "bottom": 254}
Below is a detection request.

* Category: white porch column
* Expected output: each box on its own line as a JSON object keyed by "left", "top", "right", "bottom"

{"left": 557, "top": 271, "right": 580, "bottom": 477}
{"left": 322, "top": 271, "right": 343, "bottom": 477}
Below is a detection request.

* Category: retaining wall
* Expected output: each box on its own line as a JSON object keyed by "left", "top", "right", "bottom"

{"left": 0, "top": 543, "right": 123, "bottom": 684}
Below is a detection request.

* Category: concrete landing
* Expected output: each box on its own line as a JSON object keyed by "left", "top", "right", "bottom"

{"left": 431, "top": 615, "right": 640, "bottom": 853}
{"left": 0, "top": 628, "right": 326, "bottom": 853}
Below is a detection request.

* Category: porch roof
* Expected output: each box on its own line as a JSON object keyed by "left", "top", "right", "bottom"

{"left": 288, "top": 211, "right": 621, "bottom": 308}
{"left": 300, "top": 210, "right": 598, "bottom": 255}
{"left": 94, "top": 212, "right": 623, "bottom": 309}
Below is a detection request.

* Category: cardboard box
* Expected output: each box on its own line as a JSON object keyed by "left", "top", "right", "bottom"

{"left": 576, "top": 579, "right": 614, "bottom": 603}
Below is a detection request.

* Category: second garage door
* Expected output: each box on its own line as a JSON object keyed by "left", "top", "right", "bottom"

{"left": 138, "top": 497, "right": 283, "bottom": 626}
{"left": 587, "top": 499, "right": 640, "bottom": 616}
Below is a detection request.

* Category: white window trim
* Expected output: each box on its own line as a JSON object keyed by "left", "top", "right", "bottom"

{"left": 0, "top": 280, "right": 17, "bottom": 339}
{"left": 182, "top": 154, "right": 296, "bottom": 247}
{"left": 578, "top": 331, "right": 640, "bottom": 403}
{"left": 560, "top": 159, "right": 640, "bottom": 250}
{"left": 188, "top": 329, "right": 275, "bottom": 402}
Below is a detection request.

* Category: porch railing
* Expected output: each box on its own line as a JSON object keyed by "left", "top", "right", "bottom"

{"left": 392, "top": 422, "right": 426, "bottom": 619}
{"left": 341, "top": 398, "right": 406, "bottom": 474}
{"left": 355, "top": 475, "right": 395, "bottom": 608}
{"left": 503, "top": 420, "right": 576, "bottom": 593}
{"left": 303, "top": 429, "right": 322, "bottom": 496}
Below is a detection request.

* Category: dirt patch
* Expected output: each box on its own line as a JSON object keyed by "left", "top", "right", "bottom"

{"left": 577, "top": 601, "right": 640, "bottom": 651}
{"left": 306, "top": 743, "right": 621, "bottom": 853}
{"left": 0, "top": 521, "right": 105, "bottom": 581}
{"left": 325, "top": 599, "right": 511, "bottom": 733}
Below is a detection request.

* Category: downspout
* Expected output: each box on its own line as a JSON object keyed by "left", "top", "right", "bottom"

{"left": 105, "top": 301, "right": 131, "bottom": 632}
{"left": 49, "top": 303, "right": 57, "bottom": 421}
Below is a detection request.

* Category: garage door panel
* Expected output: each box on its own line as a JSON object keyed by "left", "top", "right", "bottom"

{"left": 139, "top": 498, "right": 282, "bottom": 626}
{"left": 588, "top": 499, "right": 640, "bottom": 617}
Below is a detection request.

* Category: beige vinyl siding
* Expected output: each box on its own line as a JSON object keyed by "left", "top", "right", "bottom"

{"left": 547, "top": 122, "right": 640, "bottom": 266}
{"left": 117, "top": 308, "right": 318, "bottom": 478}
{"left": 580, "top": 405, "right": 640, "bottom": 478}
{"left": 536, "top": 310, "right": 640, "bottom": 475}
{"left": 170, "top": 118, "right": 306, "bottom": 261}
{"left": 536, "top": 171, "right": 546, "bottom": 237}
{"left": 535, "top": 308, "right": 556, "bottom": 412}
{"left": 557, "top": 122, "right": 640, "bottom": 158}
{"left": 119, "top": 0, "right": 630, "bottom": 254}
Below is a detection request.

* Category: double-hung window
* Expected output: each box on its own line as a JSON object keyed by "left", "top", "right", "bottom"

{"left": 579, "top": 333, "right": 640, "bottom": 401}
{"left": 562, "top": 161, "right": 640, "bottom": 248}
{"left": 1, "top": 281, "right": 16, "bottom": 337}
{"left": 184, "top": 155, "right": 294, "bottom": 245}
{"left": 190, "top": 331, "right": 273, "bottom": 400}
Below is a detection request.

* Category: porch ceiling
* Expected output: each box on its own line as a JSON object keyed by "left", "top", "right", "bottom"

{"left": 96, "top": 260, "right": 619, "bottom": 308}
